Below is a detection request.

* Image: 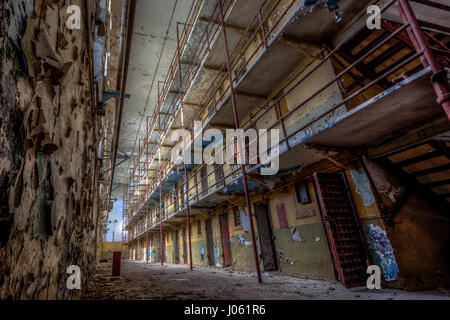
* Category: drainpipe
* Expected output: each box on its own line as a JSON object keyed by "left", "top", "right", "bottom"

{"left": 176, "top": 23, "right": 194, "bottom": 272}
{"left": 397, "top": 0, "right": 450, "bottom": 120}
{"left": 218, "top": 0, "right": 262, "bottom": 283}
{"left": 107, "top": 0, "right": 137, "bottom": 208}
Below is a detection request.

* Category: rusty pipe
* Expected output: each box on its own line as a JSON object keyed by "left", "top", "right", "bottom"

{"left": 108, "top": 0, "right": 137, "bottom": 210}
{"left": 177, "top": 23, "right": 194, "bottom": 272}
{"left": 218, "top": 0, "right": 262, "bottom": 284}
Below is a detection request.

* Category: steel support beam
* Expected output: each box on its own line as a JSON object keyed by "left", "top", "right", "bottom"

{"left": 158, "top": 80, "right": 164, "bottom": 269}
{"left": 218, "top": 0, "right": 262, "bottom": 284}
{"left": 107, "top": 0, "right": 137, "bottom": 218}
{"left": 177, "top": 23, "right": 194, "bottom": 272}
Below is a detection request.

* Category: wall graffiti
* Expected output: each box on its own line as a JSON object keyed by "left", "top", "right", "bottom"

{"left": 200, "top": 248, "right": 205, "bottom": 262}
{"left": 364, "top": 224, "right": 399, "bottom": 281}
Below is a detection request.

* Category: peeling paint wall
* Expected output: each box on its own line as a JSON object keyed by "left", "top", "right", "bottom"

{"left": 350, "top": 169, "right": 375, "bottom": 206}
{"left": 267, "top": 183, "right": 336, "bottom": 279}
{"left": 0, "top": 1, "right": 102, "bottom": 299}
{"left": 364, "top": 224, "right": 399, "bottom": 282}
{"left": 137, "top": 162, "right": 431, "bottom": 287}
{"left": 364, "top": 159, "right": 450, "bottom": 290}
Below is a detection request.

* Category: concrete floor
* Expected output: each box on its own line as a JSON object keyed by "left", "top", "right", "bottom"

{"left": 83, "top": 261, "right": 450, "bottom": 300}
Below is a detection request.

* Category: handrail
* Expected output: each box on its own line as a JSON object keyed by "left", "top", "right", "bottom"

{"left": 125, "top": 0, "right": 446, "bottom": 236}
{"left": 126, "top": 0, "right": 296, "bottom": 222}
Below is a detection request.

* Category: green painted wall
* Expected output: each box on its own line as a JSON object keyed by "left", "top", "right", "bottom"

{"left": 273, "top": 223, "right": 336, "bottom": 280}
{"left": 230, "top": 233, "right": 257, "bottom": 271}
{"left": 165, "top": 245, "right": 173, "bottom": 263}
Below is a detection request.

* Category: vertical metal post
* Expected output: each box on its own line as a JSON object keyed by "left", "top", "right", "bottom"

{"left": 149, "top": 234, "right": 152, "bottom": 263}
{"left": 177, "top": 23, "right": 194, "bottom": 271}
{"left": 137, "top": 215, "right": 140, "bottom": 261}
{"left": 258, "top": 9, "right": 267, "bottom": 49}
{"left": 146, "top": 218, "right": 149, "bottom": 263}
{"left": 205, "top": 22, "right": 211, "bottom": 52}
{"left": 218, "top": 0, "right": 262, "bottom": 283}
{"left": 194, "top": 175, "right": 199, "bottom": 202}
{"left": 156, "top": 83, "right": 164, "bottom": 268}
{"left": 146, "top": 117, "right": 150, "bottom": 263}
{"left": 158, "top": 87, "right": 164, "bottom": 268}
{"left": 398, "top": 0, "right": 450, "bottom": 119}
{"left": 222, "top": 165, "right": 226, "bottom": 188}
{"left": 276, "top": 101, "right": 290, "bottom": 151}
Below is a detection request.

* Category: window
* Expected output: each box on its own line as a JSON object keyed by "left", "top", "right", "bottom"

{"left": 231, "top": 164, "right": 240, "bottom": 180}
{"left": 180, "top": 186, "right": 185, "bottom": 208}
{"left": 161, "top": 201, "right": 166, "bottom": 218}
{"left": 173, "top": 189, "right": 178, "bottom": 213}
{"left": 197, "top": 219, "right": 202, "bottom": 237}
{"left": 294, "top": 180, "right": 311, "bottom": 204}
{"left": 200, "top": 166, "right": 208, "bottom": 195}
{"left": 234, "top": 57, "right": 247, "bottom": 83}
{"left": 233, "top": 207, "right": 241, "bottom": 228}
{"left": 214, "top": 164, "right": 223, "bottom": 187}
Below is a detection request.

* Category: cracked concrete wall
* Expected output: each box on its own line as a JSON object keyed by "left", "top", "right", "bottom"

{"left": 0, "top": 0, "right": 102, "bottom": 299}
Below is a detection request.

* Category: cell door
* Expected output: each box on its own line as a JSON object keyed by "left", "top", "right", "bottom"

{"left": 214, "top": 164, "right": 224, "bottom": 188}
{"left": 314, "top": 172, "right": 370, "bottom": 288}
{"left": 254, "top": 202, "right": 278, "bottom": 271}
{"left": 174, "top": 230, "right": 180, "bottom": 264}
{"left": 182, "top": 227, "right": 188, "bottom": 264}
{"left": 162, "top": 233, "right": 166, "bottom": 263}
{"left": 205, "top": 218, "right": 215, "bottom": 266}
{"left": 200, "top": 166, "right": 208, "bottom": 196}
{"left": 219, "top": 213, "right": 232, "bottom": 267}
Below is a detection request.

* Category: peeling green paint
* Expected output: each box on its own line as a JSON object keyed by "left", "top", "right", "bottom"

{"left": 273, "top": 223, "right": 335, "bottom": 279}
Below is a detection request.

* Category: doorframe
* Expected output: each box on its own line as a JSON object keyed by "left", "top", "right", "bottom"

{"left": 173, "top": 230, "right": 180, "bottom": 264}
{"left": 182, "top": 226, "right": 188, "bottom": 264}
{"left": 254, "top": 199, "right": 279, "bottom": 272}
{"left": 219, "top": 211, "right": 232, "bottom": 267}
{"left": 205, "top": 218, "right": 215, "bottom": 266}
{"left": 313, "top": 171, "right": 371, "bottom": 283}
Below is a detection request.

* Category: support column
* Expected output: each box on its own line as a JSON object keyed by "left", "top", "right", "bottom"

{"left": 145, "top": 117, "right": 150, "bottom": 264}
{"left": 137, "top": 216, "right": 140, "bottom": 261}
{"left": 146, "top": 226, "right": 149, "bottom": 263}
{"left": 176, "top": 23, "right": 194, "bottom": 271}
{"left": 158, "top": 102, "right": 164, "bottom": 268}
{"left": 218, "top": 0, "right": 262, "bottom": 283}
